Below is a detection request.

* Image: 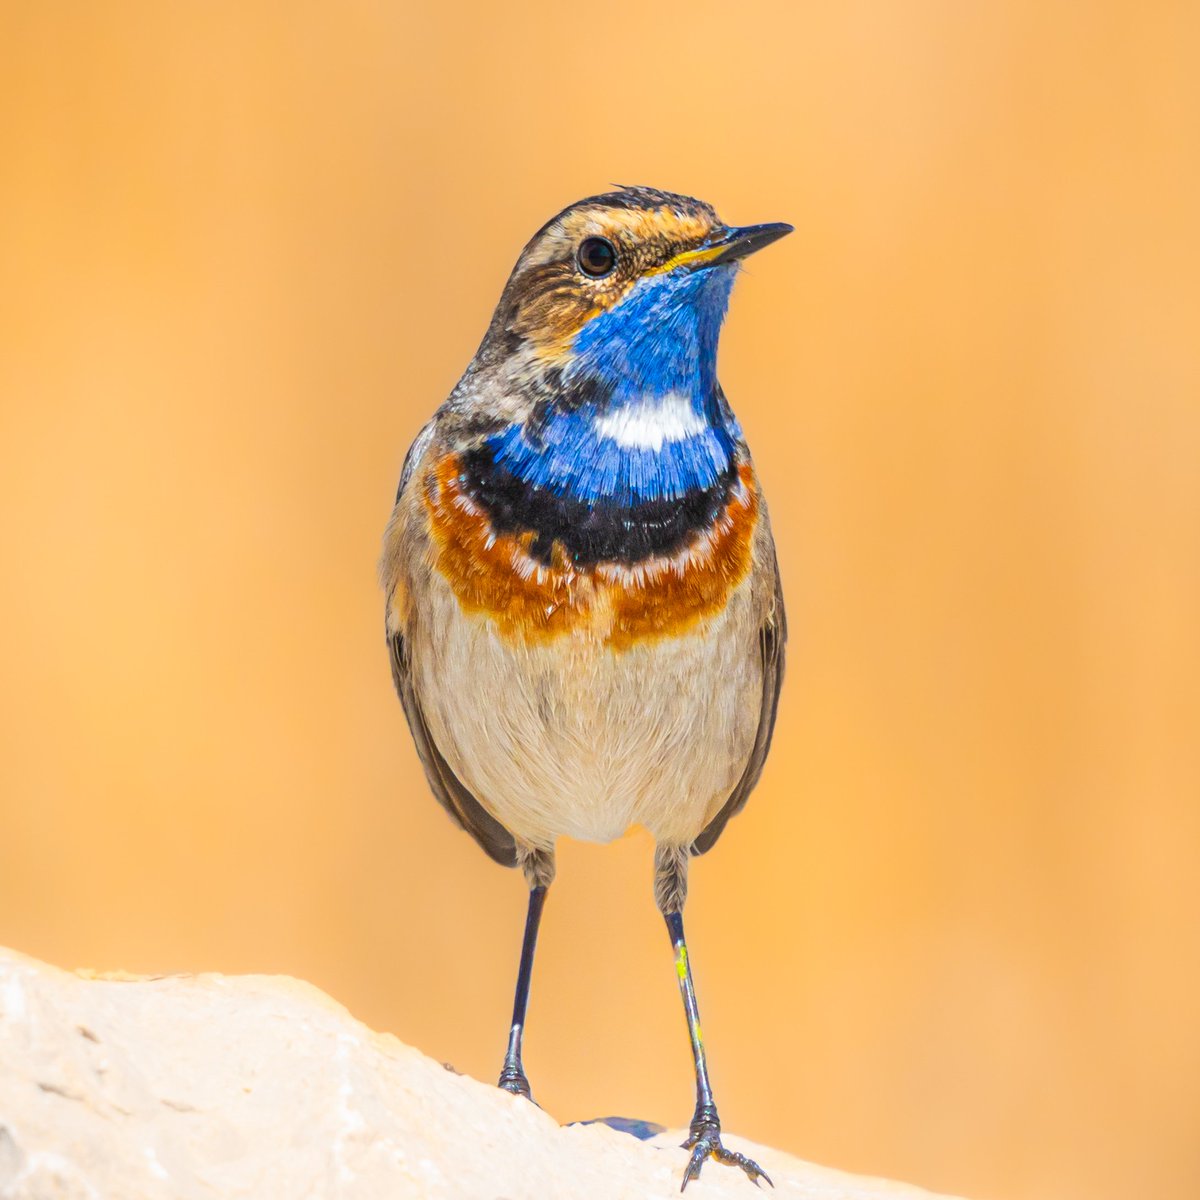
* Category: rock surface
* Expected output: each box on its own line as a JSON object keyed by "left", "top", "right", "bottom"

{"left": 0, "top": 947, "right": 960, "bottom": 1199}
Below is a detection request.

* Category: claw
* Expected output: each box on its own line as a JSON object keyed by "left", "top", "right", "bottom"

{"left": 679, "top": 1122, "right": 772, "bottom": 1190}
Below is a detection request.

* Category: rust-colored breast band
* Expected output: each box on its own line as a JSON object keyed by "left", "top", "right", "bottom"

{"left": 423, "top": 454, "right": 759, "bottom": 648}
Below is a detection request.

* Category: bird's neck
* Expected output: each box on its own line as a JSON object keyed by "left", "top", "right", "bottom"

{"left": 490, "top": 269, "right": 740, "bottom": 505}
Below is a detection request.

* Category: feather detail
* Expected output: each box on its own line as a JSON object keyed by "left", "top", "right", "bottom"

{"left": 422, "top": 452, "right": 760, "bottom": 649}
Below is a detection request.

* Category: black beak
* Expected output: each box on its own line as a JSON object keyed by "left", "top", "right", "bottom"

{"left": 698, "top": 221, "right": 794, "bottom": 267}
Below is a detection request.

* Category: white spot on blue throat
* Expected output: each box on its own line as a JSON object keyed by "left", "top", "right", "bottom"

{"left": 592, "top": 391, "right": 708, "bottom": 450}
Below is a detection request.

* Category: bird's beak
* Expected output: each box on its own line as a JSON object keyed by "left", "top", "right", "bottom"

{"left": 700, "top": 222, "right": 795, "bottom": 266}
{"left": 651, "top": 222, "right": 794, "bottom": 275}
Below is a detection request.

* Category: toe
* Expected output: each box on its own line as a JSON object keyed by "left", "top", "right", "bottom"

{"left": 680, "top": 1142, "right": 709, "bottom": 1191}
{"left": 679, "top": 1131, "right": 773, "bottom": 1190}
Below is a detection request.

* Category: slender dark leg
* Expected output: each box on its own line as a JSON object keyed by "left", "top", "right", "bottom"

{"left": 656, "top": 846, "right": 771, "bottom": 1191}
{"left": 498, "top": 849, "right": 553, "bottom": 1099}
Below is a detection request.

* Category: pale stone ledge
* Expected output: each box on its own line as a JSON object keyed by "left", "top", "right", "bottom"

{"left": 0, "top": 947, "right": 961, "bottom": 1199}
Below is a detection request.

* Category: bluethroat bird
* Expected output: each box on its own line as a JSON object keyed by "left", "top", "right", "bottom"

{"left": 381, "top": 187, "right": 790, "bottom": 1189}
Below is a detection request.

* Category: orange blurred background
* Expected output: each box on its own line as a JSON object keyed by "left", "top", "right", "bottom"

{"left": 2, "top": 4, "right": 1198, "bottom": 1198}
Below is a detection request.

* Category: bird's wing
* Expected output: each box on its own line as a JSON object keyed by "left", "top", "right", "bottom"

{"left": 387, "top": 630, "right": 518, "bottom": 867}
{"left": 384, "top": 418, "right": 518, "bottom": 868}
{"left": 395, "top": 417, "right": 436, "bottom": 502}
{"left": 691, "top": 555, "right": 786, "bottom": 855}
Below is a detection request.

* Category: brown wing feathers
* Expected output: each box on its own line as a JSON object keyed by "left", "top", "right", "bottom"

{"left": 388, "top": 630, "right": 518, "bottom": 867}
{"left": 691, "top": 564, "right": 786, "bottom": 856}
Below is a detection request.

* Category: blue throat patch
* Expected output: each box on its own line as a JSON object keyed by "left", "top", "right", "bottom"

{"left": 489, "top": 266, "right": 742, "bottom": 504}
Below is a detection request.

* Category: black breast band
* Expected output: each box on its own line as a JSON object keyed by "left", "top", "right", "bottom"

{"left": 458, "top": 444, "right": 737, "bottom": 567}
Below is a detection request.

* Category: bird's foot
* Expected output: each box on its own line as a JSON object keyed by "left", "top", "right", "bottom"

{"left": 681, "top": 1115, "right": 772, "bottom": 1191}
{"left": 497, "top": 1061, "right": 533, "bottom": 1101}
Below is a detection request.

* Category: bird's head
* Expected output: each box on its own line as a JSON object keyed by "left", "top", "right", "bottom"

{"left": 481, "top": 187, "right": 792, "bottom": 396}
{"left": 465, "top": 188, "right": 790, "bottom": 508}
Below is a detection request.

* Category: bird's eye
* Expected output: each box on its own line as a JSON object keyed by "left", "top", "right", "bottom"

{"left": 577, "top": 237, "right": 617, "bottom": 278}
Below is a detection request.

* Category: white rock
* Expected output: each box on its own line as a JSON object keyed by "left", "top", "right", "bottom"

{"left": 0, "top": 947, "right": 962, "bottom": 1199}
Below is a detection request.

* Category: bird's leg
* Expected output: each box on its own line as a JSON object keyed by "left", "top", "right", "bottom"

{"left": 655, "top": 845, "right": 772, "bottom": 1191}
{"left": 497, "top": 884, "right": 544, "bottom": 1098}
{"left": 498, "top": 847, "right": 555, "bottom": 1100}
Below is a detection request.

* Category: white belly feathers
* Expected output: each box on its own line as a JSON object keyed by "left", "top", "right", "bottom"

{"left": 407, "top": 571, "right": 764, "bottom": 850}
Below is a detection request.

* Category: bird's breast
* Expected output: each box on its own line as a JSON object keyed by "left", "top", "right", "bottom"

{"left": 421, "top": 450, "right": 760, "bottom": 649}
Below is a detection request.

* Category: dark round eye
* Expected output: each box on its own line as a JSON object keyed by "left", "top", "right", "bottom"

{"left": 577, "top": 236, "right": 616, "bottom": 278}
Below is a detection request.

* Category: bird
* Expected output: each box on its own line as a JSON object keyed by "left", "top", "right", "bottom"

{"left": 380, "top": 186, "right": 789, "bottom": 1189}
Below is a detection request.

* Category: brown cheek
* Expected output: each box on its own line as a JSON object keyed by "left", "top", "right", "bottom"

{"left": 511, "top": 264, "right": 595, "bottom": 352}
